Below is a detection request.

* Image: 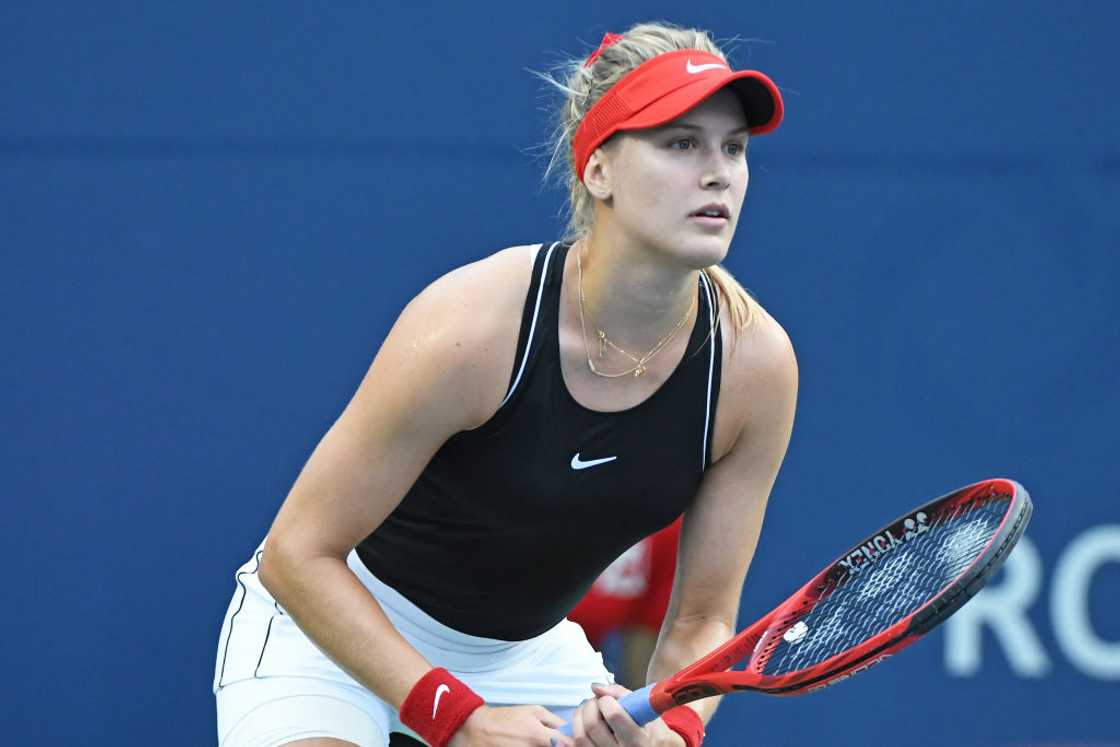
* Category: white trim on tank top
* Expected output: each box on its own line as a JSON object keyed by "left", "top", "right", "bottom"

{"left": 699, "top": 269, "right": 716, "bottom": 470}
{"left": 500, "top": 241, "right": 559, "bottom": 407}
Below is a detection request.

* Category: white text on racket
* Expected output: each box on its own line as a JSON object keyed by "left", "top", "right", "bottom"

{"left": 838, "top": 512, "right": 931, "bottom": 576}
{"left": 806, "top": 655, "right": 892, "bottom": 692}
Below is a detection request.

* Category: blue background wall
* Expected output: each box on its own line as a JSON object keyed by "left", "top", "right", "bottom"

{"left": 3, "top": 3, "right": 1117, "bottom": 745}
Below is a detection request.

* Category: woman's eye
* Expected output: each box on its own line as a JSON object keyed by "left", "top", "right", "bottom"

{"left": 672, "top": 138, "right": 694, "bottom": 150}
{"left": 726, "top": 142, "right": 747, "bottom": 156}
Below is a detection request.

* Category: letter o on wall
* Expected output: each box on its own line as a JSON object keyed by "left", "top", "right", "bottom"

{"left": 1050, "top": 525, "right": 1120, "bottom": 680}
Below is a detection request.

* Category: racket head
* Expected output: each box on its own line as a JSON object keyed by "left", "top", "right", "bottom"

{"left": 649, "top": 478, "right": 1032, "bottom": 710}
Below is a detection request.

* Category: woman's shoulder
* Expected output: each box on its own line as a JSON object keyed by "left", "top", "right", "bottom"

{"left": 726, "top": 300, "right": 795, "bottom": 375}
{"left": 709, "top": 299, "right": 798, "bottom": 460}
{"left": 725, "top": 300, "right": 796, "bottom": 398}
{"left": 408, "top": 243, "right": 541, "bottom": 330}
{"left": 387, "top": 243, "right": 543, "bottom": 427}
{"left": 428, "top": 242, "right": 540, "bottom": 298}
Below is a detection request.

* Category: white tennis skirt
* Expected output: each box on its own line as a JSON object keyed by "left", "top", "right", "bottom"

{"left": 212, "top": 540, "right": 612, "bottom": 746}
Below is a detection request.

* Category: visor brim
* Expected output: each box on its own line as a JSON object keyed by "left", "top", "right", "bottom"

{"left": 618, "top": 70, "right": 783, "bottom": 136}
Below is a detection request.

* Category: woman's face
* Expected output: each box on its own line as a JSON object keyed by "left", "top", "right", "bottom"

{"left": 597, "top": 87, "right": 750, "bottom": 268}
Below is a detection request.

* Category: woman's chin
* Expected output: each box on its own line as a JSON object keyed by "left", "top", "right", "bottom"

{"left": 661, "top": 235, "right": 731, "bottom": 269}
{"left": 611, "top": 224, "right": 732, "bottom": 269}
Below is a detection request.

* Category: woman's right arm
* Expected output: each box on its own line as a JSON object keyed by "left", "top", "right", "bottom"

{"left": 257, "top": 247, "right": 563, "bottom": 745}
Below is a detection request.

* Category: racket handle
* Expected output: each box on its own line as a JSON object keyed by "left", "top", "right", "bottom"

{"left": 554, "top": 683, "right": 659, "bottom": 738}
{"left": 617, "top": 684, "right": 660, "bottom": 725}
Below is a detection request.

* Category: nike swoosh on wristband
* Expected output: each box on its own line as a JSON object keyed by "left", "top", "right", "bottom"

{"left": 571, "top": 453, "right": 618, "bottom": 470}
{"left": 432, "top": 684, "right": 450, "bottom": 719}
{"left": 686, "top": 60, "right": 728, "bottom": 74}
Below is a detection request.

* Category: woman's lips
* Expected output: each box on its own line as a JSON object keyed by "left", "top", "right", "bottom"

{"left": 689, "top": 215, "right": 729, "bottom": 229}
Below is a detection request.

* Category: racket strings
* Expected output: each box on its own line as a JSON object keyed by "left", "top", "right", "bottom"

{"left": 759, "top": 495, "right": 1010, "bottom": 677}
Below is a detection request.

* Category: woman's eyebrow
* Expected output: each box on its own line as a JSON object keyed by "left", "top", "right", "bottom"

{"left": 661, "top": 122, "right": 751, "bottom": 136}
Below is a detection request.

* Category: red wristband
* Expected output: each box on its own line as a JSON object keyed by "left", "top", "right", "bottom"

{"left": 399, "top": 667, "right": 484, "bottom": 747}
{"left": 662, "top": 705, "right": 705, "bottom": 747}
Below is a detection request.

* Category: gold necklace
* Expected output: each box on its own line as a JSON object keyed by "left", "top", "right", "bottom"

{"left": 576, "top": 245, "right": 696, "bottom": 378}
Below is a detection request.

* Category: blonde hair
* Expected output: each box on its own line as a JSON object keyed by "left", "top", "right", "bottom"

{"left": 534, "top": 21, "right": 762, "bottom": 333}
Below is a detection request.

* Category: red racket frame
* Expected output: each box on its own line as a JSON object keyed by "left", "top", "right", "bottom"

{"left": 646, "top": 478, "right": 1033, "bottom": 712}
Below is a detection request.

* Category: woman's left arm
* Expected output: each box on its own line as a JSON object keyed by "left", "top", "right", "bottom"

{"left": 648, "top": 315, "right": 799, "bottom": 724}
{"left": 566, "top": 317, "right": 798, "bottom": 747}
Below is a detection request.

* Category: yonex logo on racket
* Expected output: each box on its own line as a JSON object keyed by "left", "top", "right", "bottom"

{"left": 838, "top": 511, "right": 931, "bottom": 576}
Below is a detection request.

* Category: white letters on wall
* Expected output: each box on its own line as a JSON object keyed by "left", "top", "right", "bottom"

{"left": 944, "top": 534, "right": 1050, "bottom": 677}
{"left": 1050, "top": 525, "right": 1120, "bottom": 679}
{"left": 944, "top": 526, "right": 1120, "bottom": 680}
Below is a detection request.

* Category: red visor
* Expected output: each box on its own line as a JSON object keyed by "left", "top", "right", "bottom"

{"left": 572, "top": 49, "right": 783, "bottom": 180}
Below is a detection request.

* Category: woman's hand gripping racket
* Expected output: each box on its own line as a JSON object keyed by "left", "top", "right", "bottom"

{"left": 557, "top": 478, "right": 1032, "bottom": 737}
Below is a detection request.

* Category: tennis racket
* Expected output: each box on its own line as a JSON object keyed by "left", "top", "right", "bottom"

{"left": 557, "top": 477, "right": 1032, "bottom": 736}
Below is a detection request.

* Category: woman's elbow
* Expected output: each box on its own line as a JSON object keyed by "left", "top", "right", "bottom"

{"left": 258, "top": 534, "right": 297, "bottom": 598}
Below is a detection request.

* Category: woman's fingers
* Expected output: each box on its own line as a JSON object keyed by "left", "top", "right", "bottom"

{"left": 594, "top": 691, "right": 648, "bottom": 745}
{"left": 577, "top": 694, "right": 622, "bottom": 746}
{"left": 551, "top": 684, "right": 649, "bottom": 747}
{"left": 590, "top": 683, "right": 632, "bottom": 699}
{"left": 535, "top": 705, "right": 567, "bottom": 729}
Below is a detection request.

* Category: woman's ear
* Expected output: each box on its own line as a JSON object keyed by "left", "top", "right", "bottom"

{"left": 582, "top": 148, "right": 614, "bottom": 202}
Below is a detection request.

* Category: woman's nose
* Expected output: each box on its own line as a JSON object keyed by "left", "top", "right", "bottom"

{"left": 700, "top": 151, "right": 731, "bottom": 190}
{"left": 702, "top": 163, "right": 730, "bottom": 190}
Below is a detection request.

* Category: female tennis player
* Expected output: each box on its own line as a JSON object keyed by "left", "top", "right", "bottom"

{"left": 213, "top": 21, "right": 796, "bottom": 747}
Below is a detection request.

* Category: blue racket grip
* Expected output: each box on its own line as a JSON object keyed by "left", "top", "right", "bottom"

{"left": 554, "top": 683, "right": 659, "bottom": 738}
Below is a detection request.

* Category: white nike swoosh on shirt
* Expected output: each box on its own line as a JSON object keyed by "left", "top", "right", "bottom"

{"left": 571, "top": 453, "right": 618, "bottom": 470}
{"left": 686, "top": 60, "right": 728, "bottom": 74}
{"left": 432, "top": 684, "right": 450, "bottom": 719}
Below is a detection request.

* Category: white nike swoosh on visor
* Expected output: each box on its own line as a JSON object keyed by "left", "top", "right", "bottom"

{"left": 432, "top": 684, "right": 450, "bottom": 719}
{"left": 686, "top": 60, "right": 728, "bottom": 74}
{"left": 571, "top": 453, "right": 618, "bottom": 470}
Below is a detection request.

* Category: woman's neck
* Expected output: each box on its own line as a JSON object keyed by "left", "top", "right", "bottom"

{"left": 571, "top": 230, "right": 699, "bottom": 354}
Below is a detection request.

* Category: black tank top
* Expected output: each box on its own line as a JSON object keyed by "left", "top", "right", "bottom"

{"left": 357, "top": 241, "right": 723, "bottom": 640}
